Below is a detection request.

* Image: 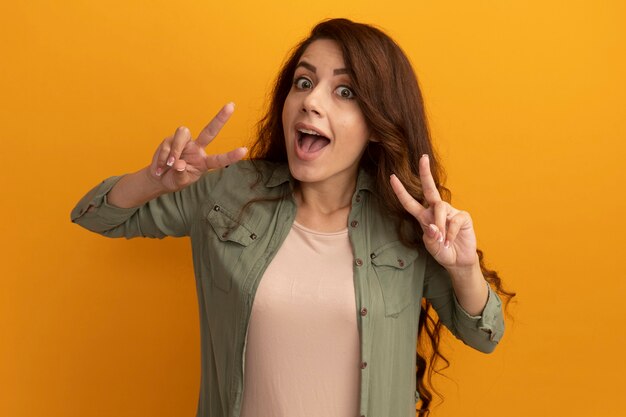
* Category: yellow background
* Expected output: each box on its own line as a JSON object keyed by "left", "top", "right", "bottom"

{"left": 2, "top": 1, "right": 625, "bottom": 416}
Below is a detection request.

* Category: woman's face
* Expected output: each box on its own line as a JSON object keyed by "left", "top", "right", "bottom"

{"left": 282, "top": 39, "right": 370, "bottom": 189}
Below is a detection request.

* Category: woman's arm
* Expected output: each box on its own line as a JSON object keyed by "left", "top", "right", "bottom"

{"left": 71, "top": 103, "right": 247, "bottom": 237}
{"left": 390, "top": 154, "right": 491, "bottom": 313}
{"left": 390, "top": 154, "right": 504, "bottom": 352}
{"left": 423, "top": 253, "right": 504, "bottom": 353}
{"left": 105, "top": 166, "right": 168, "bottom": 209}
{"left": 108, "top": 102, "right": 246, "bottom": 208}
{"left": 445, "top": 254, "right": 489, "bottom": 316}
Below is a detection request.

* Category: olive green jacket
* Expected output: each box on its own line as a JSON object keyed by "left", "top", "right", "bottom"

{"left": 71, "top": 160, "right": 504, "bottom": 417}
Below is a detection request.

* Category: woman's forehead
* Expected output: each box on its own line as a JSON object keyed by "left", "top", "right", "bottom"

{"left": 296, "top": 39, "right": 350, "bottom": 77}
{"left": 299, "top": 39, "right": 344, "bottom": 64}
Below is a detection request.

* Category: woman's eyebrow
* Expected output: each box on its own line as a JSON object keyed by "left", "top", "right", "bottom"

{"left": 296, "top": 61, "right": 316, "bottom": 72}
{"left": 295, "top": 61, "right": 348, "bottom": 76}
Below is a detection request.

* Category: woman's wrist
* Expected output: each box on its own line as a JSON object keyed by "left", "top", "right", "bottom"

{"left": 446, "top": 255, "right": 489, "bottom": 316}
{"left": 445, "top": 253, "right": 481, "bottom": 282}
{"left": 107, "top": 166, "right": 167, "bottom": 209}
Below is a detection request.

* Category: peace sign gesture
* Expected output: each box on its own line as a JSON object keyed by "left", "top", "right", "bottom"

{"left": 390, "top": 155, "right": 478, "bottom": 269}
{"left": 149, "top": 102, "right": 248, "bottom": 193}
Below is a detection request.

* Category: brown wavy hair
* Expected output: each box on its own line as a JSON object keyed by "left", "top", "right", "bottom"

{"left": 248, "top": 18, "right": 515, "bottom": 415}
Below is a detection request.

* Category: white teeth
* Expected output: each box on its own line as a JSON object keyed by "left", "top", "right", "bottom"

{"left": 297, "top": 128, "right": 321, "bottom": 136}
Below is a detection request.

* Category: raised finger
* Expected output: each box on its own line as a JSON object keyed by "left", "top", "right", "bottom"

{"left": 204, "top": 146, "right": 248, "bottom": 170}
{"left": 166, "top": 126, "right": 192, "bottom": 168}
{"left": 195, "top": 102, "right": 235, "bottom": 148}
{"left": 389, "top": 174, "right": 426, "bottom": 221}
{"left": 419, "top": 154, "right": 442, "bottom": 204}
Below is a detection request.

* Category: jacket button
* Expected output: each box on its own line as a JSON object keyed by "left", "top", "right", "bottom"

{"left": 397, "top": 258, "right": 405, "bottom": 267}
{"left": 250, "top": 233, "right": 257, "bottom": 240}
{"left": 360, "top": 307, "right": 368, "bottom": 317}
{"left": 360, "top": 361, "right": 367, "bottom": 369}
{"left": 221, "top": 232, "right": 228, "bottom": 239}
{"left": 355, "top": 258, "right": 363, "bottom": 267}
{"left": 370, "top": 253, "right": 376, "bottom": 259}
{"left": 355, "top": 194, "right": 361, "bottom": 203}
{"left": 213, "top": 205, "right": 220, "bottom": 211}
{"left": 350, "top": 220, "right": 358, "bottom": 228}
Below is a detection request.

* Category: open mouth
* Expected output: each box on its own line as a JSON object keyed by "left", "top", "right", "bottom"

{"left": 297, "top": 127, "right": 331, "bottom": 153}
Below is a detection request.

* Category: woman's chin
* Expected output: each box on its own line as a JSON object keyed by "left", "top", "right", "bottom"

{"left": 287, "top": 163, "right": 324, "bottom": 185}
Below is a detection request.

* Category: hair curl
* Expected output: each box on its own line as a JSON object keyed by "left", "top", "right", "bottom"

{"left": 248, "top": 18, "right": 515, "bottom": 415}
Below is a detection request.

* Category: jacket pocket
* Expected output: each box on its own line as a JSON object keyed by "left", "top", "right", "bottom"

{"left": 203, "top": 203, "right": 257, "bottom": 292}
{"left": 371, "top": 241, "right": 420, "bottom": 317}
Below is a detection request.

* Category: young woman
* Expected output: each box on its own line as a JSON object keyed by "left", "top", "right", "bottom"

{"left": 72, "top": 18, "right": 512, "bottom": 417}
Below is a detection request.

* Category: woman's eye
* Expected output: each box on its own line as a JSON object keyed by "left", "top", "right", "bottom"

{"left": 294, "top": 77, "right": 313, "bottom": 89}
{"left": 336, "top": 86, "right": 355, "bottom": 99}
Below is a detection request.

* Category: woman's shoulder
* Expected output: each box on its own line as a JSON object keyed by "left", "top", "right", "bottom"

{"left": 196, "top": 159, "right": 290, "bottom": 199}
{"left": 217, "top": 159, "right": 288, "bottom": 185}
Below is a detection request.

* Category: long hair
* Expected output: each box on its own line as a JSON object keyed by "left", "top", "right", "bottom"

{"left": 248, "top": 18, "right": 515, "bottom": 415}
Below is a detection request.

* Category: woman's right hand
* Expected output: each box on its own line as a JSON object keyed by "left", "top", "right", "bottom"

{"left": 149, "top": 102, "right": 248, "bottom": 193}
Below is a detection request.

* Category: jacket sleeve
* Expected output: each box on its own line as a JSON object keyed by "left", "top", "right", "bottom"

{"left": 70, "top": 171, "right": 221, "bottom": 239}
{"left": 422, "top": 253, "right": 505, "bottom": 353}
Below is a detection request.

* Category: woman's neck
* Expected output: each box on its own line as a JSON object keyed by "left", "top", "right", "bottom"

{"left": 294, "top": 179, "right": 356, "bottom": 232}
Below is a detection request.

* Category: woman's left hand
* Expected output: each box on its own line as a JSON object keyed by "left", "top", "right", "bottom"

{"left": 390, "top": 154, "right": 478, "bottom": 270}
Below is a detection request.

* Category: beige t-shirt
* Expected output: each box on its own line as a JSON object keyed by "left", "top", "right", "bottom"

{"left": 240, "top": 221, "right": 360, "bottom": 417}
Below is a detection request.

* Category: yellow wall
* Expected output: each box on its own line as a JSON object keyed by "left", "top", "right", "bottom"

{"left": 2, "top": 1, "right": 624, "bottom": 416}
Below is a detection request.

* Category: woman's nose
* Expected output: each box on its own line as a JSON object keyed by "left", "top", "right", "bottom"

{"left": 301, "top": 86, "right": 325, "bottom": 116}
